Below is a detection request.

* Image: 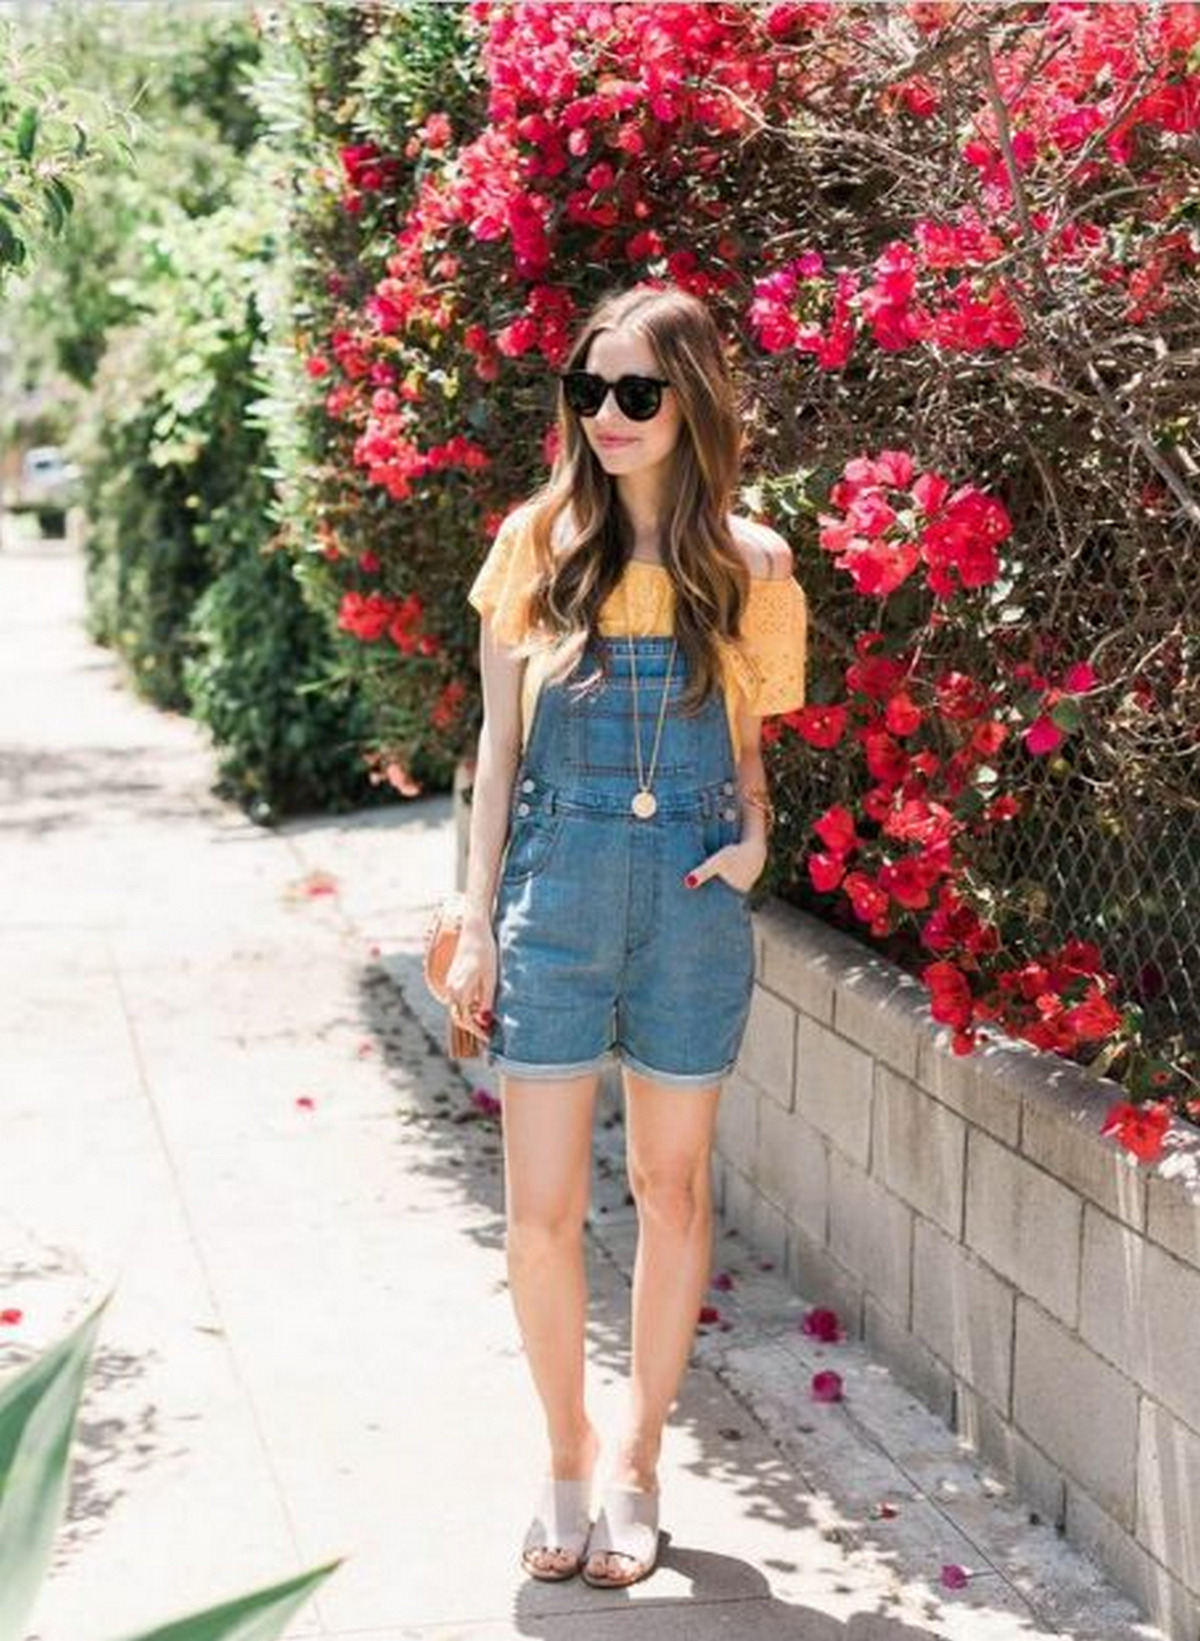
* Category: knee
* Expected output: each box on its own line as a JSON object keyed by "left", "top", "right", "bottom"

{"left": 506, "top": 1202, "right": 585, "bottom": 1261}
{"left": 628, "top": 1167, "right": 710, "bottom": 1235}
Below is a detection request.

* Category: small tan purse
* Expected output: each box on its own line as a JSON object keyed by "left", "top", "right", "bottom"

{"left": 422, "top": 891, "right": 490, "bottom": 1059}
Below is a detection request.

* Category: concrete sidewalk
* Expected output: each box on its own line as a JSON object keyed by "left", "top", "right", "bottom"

{"left": 0, "top": 532, "right": 1167, "bottom": 1641}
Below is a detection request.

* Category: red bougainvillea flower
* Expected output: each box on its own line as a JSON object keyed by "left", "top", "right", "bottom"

{"left": 698, "top": 1304, "right": 722, "bottom": 1325}
{"left": 814, "top": 805, "right": 859, "bottom": 856}
{"left": 295, "top": 1095, "right": 316, "bottom": 1111}
{"left": 801, "top": 1306, "right": 844, "bottom": 1342}
{"left": 884, "top": 691, "right": 923, "bottom": 736}
{"left": 924, "top": 960, "right": 974, "bottom": 1032}
{"left": 338, "top": 592, "right": 394, "bottom": 642}
{"left": 0, "top": 1307, "right": 22, "bottom": 1325}
{"left": 843, "top": 871, "right": 890, "bottom": 931}
{"left": 809, "top": 852, "right": 847, "bottom": 893}
{"left": 783, "top": 703, "right": 848, "bottom": 747}
{"left": 1100, "top": 1101, "right": 1171, "bottom": 1164}
{"left": 878, "top": 855, "right": 939, "bottom": 910}
{"left": 1061, "top": 985, "right": 1123, "bottom": 1042}
{"left": 811, "top": 1369, "right": 844, "bottom": 1402}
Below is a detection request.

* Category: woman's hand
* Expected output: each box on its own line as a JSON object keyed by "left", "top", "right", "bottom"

{"left": 685, "top": 836, "right": 768, "bottom": 896}
{"left": 444, "top": 913, "right": 498, "bottom": 1038}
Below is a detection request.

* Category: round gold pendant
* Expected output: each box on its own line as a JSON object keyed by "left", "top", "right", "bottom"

{"left": 631, "top": 789, "right": 657, "bottom": 819}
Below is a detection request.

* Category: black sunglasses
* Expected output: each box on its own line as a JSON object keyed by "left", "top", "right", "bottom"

{"left": 558, "top": 370, "right": 672, "bottom": 422}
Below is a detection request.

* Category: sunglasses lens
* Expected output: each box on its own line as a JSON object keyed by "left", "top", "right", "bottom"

{"left": 562, "top": 372, "right": 605, "bottom": 415}
{"left": 616, "top": 378, "right": 662, "bottom": 420}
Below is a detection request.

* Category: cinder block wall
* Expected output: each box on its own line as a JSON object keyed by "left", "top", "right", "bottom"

{"left": 719, "top": 898, "right": 1200, "bottom": 1639}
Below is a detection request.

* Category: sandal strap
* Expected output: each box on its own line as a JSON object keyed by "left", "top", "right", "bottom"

{"left": 586, "top": 1484, "right": 659, "bottom": 1566}
{"left": 522, "top": 1476, "right": 593, "bottom": 1558}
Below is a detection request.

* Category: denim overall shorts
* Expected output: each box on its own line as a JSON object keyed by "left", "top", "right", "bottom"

{"left": 485, "top": 634, "right": 756, "bottom": 1086}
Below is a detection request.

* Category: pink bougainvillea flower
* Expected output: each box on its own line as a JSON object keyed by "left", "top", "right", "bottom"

{"left": 301, "top": 870, "right": 338, "bottom": 897}
{"left": 1101, "top": 1101, "right": 1171, "bottom": 1164}
{"left": 471, "top": 1088, "right": 501, "bottom": 1119}
{"left": 712, "top": 1270, "right": 736, "bottom": 1291}
{"left": 0, "top": 1307, "right": 23, "bottom": 1326}
{"left": 1024, "top": 714, "right": 1064, "bottom": 755}
{"left": 940, "top": 1563, "right": 970, "bottom": 1590}
{"left": 356, "top": 1039, "right": 375, "bottom": 1058}
{"left": 810, "top": 1369, "right": 844, "bottom": 1402}
{"left": 295, "top": 1096, "right": 316, "bottom": 1111}
{"left": 1063, "top": 660, "right": 1098, "bottom": 693}
{"left": 801, "top": 1306, "right": 844, "bottom": 1342}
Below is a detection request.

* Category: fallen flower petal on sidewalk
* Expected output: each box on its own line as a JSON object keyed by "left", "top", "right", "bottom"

{"left": 811, "top": 1369, "right": 844, "bottom": 1402}
{"left": 283, "top": 869, "right": 339, "bottom": 900}
{"left": 698, "top": 1304, "right": 721, "bottom": 1325}
{"left": 470, "top": 1088, "right": 501, "bottom": 1119}
{"left": 295, "top": 1096, "right": 316, "bottom": 1110}
{"left": 1, "top": 1307, "right": 23, "bottom": 1326}
{"left": 940, "top": 1563, "right": 970, "bottom": 1589}
{"left": 711, "top": 1270, "right": 735, "bottom": 1291}
{"left": 802, "top": 1305, "right": 845, "bottom": 1342}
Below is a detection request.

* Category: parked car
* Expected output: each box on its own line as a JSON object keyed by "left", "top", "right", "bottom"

{"left": 2, "top": 444, "right": 82, "bottom": 536}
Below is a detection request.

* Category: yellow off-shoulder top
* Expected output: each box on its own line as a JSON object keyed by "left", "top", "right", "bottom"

{"left": 468, "top": 509, "right": 807, "bottom": 763}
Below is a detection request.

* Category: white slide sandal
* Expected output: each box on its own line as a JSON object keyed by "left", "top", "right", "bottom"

{"left": 520, "top": 1475, "right": 594, "bottom": 1581}
{"left": 580, "top": 1483, "right": 660, "bottom": 1587}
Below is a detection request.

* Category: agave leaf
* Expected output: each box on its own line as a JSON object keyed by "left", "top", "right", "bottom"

{"left": 99, "top": 1559, "right": 345, "bottom": 1641}
{"left": 0, "top": 1291, "right": 112, "bottom": 1641}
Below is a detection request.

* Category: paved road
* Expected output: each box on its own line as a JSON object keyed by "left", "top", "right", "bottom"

{"left": 0, "top": 533, "right": 1163, "bottom": 1640}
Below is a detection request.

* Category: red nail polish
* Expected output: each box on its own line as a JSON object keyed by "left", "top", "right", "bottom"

{"left": 684, "top": 873, "right": 698, "bottom": 888}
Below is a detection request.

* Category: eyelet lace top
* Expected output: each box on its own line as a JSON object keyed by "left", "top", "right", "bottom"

{"left": 468, "top": 510, "right": 808, "bottom": 762}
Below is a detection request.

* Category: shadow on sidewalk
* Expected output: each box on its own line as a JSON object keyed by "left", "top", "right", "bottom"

{"left": 510, "top": 1548, "right": 952, "bottom": 1637}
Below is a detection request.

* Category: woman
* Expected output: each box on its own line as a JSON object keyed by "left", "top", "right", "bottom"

{"left": 446, "top": 283, "right": 807, "bottom": 1588}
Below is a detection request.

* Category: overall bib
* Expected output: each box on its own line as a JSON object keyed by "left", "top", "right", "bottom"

{"left": 486, "top": 634, "right": 755, "bottom": 1086}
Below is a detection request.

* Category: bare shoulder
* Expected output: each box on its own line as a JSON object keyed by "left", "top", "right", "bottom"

{"left": 727, "top": 513, "right": 795, "bottom": 581}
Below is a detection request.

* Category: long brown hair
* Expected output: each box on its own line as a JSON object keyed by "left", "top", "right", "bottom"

{"left": 510, "top": 283, "right": 749, "bottom": 714}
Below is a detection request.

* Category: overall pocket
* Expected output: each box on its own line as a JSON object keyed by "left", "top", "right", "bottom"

{"left": 500, "top": 807, "right": 564, "bottom": 884}
{"left": 696, "top": 809, "right": 751, "bottom": 903}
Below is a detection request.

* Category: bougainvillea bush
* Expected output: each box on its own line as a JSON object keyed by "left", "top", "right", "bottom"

{"left": 257, "top": 0, "right": 1197, "bottom": 1129}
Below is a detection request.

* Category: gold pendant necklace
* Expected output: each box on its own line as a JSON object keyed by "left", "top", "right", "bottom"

{"left": 624, "top": 578, "right": 676, "bottom": 820}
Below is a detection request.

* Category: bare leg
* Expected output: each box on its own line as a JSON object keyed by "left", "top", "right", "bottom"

{"left": 501, "top": 1069, "right": 602, "bottom": 1575}
{"left": 584, "top": 1066, "right": 721, "bottom": 1580}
